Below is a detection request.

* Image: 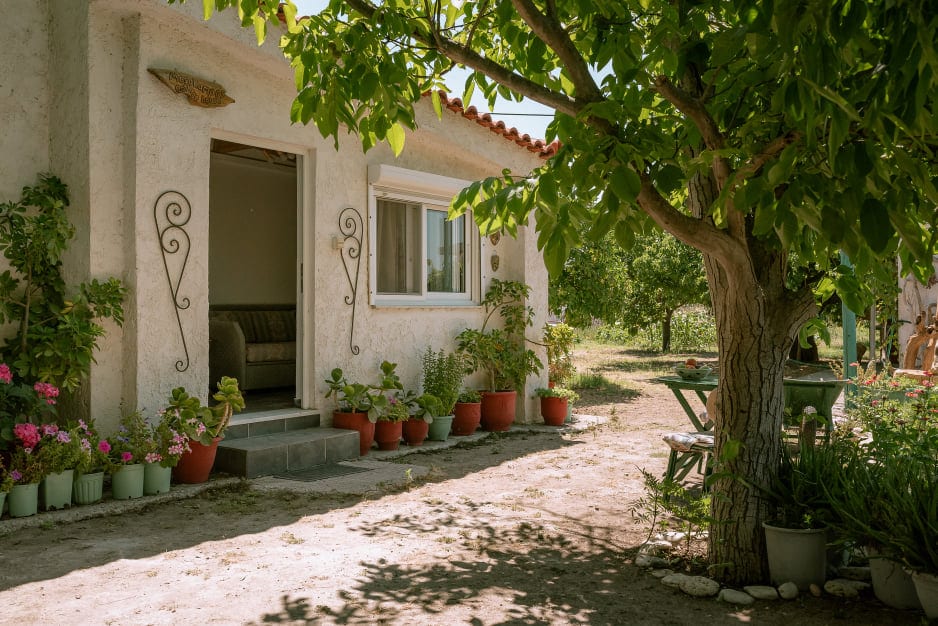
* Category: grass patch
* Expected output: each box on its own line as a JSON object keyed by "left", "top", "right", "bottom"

{"left": 568, "top": 370, "right": 608, "bottom": 389}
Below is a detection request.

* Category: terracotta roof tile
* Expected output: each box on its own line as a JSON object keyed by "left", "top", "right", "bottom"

{"left": 432, "top": 90, "right": 559, "bottom": 159}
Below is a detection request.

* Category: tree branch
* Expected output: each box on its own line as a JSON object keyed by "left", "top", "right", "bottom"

{"left": 655, "top": 75, "right": 731, "bottom": 188}
{"left": 737, "top": 131, "right": 802, "bottom": 179}
{"left": 655, "top": 76, "right": 725, "bottom": 151}
{"left": 510, "top": 0, "right": 603, "bottom": 104}
{"left": 344, "top": 0, "right": 583, "bottom": 118}
{"left": 636, "top": 171, "right": 747, "bottom": 270}
{"left": 432, "top": 38, "right": 581, "bottom": 117}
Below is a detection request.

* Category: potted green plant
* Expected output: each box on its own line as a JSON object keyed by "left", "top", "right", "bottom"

{"left": 324, "top": 362, "right": 396, "bottom": 456}
{"left": 825, "top": 442, "right": 923, "bottom": 610}
{"left": 544, "top": 323, "right": 576, "bottom": 386}
{"left": 825, "top": 372, "right": 937, "bottom": 613}
{"left": 71, "top": 418, "right": 109, "bottom": 505}
{"left": 5, "top": 423, "right": 47, "bottom": 517}
{"left": 164, "top": 376, "right": 244, "bottom": 484}
{"left": 534, "top": 387, "right": 579, "bottom": 426}
{"left": 34, "top": 422, "right": 82, "bottom": 510}
{"left": 421, "top": 347, "right": 463, "bottom": 440}
{"left": 758, "top": 441, "right": 841, "bottom": 591}
{"left": 374, "top": 396, "right": 410, "bottom": 451}
{"left": 403, "top": 393, "right": 443, "bottom": 446}
{"left": 456, "top": 279, "right": 542, "bottom": 431}
{"left": 104, "top": 411, "right": 157, "bottom": 500}
{"left": 140, "top": 415, "right": 190, "bottom": 495}
{"left": 452, "top": 389, "right": 482, "bottom": 436}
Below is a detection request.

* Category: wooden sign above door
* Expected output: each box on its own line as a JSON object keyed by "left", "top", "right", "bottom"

{"left": 148, "top": 68, "right": 235, "bottom": 108}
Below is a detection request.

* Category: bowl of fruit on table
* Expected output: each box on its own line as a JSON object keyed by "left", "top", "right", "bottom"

{"left": 673, "top": 359, "right": 713, "bottom": 380}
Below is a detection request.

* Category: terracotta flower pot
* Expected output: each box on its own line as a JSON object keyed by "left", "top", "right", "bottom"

{"left": 333, "top": 410, "right": 375, "bottom": 456}
{"left": 540, "top": 396, "right": 568, "bottom": 426}
{"left": 173, "top": 437, "right": 221, "bottom": 484}
{"left": 480, "top": 391, "right": 516, "bottom": 431}
{"left": 452, "top": 402, "right": 481, "bottom": 435}
{"left": 402, "top": 418, "right": 430, "bottom": 446}
{"left": 374, "top": 420, "right": 403, "bottom": 451}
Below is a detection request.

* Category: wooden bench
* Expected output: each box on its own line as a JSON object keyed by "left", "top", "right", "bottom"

{"left": 662, "top": 431, "right": 714, "bottom": 484}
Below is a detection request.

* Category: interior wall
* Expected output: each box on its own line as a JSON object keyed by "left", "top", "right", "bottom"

{"left": 209, "top": 154, "right": 297, "bottom": 305}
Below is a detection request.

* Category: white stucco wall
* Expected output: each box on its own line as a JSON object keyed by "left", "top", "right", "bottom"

{"left": 0, "top": 1, "right": 51, "bottom": 202}
{"left": 10, "top": 0, "right": 549, "bottom": 429}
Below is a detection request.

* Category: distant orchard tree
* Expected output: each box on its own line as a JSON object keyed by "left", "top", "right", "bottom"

{"left": 552, "top": 231, "right": 709, "bottom": 352}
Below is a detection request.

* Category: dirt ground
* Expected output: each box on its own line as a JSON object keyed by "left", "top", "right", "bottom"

{"left": 0, "top": 345, "right": 923, "bottom": 625}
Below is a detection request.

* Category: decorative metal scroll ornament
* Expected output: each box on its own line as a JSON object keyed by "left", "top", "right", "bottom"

{"left": 339, "top": 207, "right": 363, "bottom": 355}
{"left": 154, "top": 191, "right": 192, "bottom": 372}
{"left": 147, "top": 68, "right": 235, "bottom": 108}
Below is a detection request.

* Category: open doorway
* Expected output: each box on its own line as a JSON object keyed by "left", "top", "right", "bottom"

{"left": 208, "top": 138, "right": 300, "bottom": 412}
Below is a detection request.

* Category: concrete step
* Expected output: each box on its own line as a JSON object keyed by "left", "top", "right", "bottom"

{"left": 215, "top": 427, "right": 360, "bottom": 478}
{"left": 225, "top": 409, "right": 321, "bottom": 440}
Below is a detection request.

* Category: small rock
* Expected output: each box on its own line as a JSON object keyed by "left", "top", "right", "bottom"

{"left": 651, "top": 568, "right": 673, "bottom": 579}
{"left": 778, "top": 582, "right": 799, "bottom": 599}
{"left": 679, "top": 575, "right": 721, "bottom": 597}
{"left": 744, "top": 585, "right": 779, "bottom": 600}
{"left": 824, "top": 578, "right": 870, "bottom": 598}
{"left": 809, "top": 583, "right": 822, "bottom": 597}
{"left": 635, "top": 553, "right": 670, "bottom": 568}
{"left": 718, "top": 589, "right": 755, "bottom": 605}
{"left": 638, "top": 540, "right": 674, "bottom": 556}
{"left": 661, "top": 573, "right": 689, "bottom": 589}
{"left": 663, "top": 531, "right": 687, "bottom": 544}
{"left": 837, "top": 566, "right": 872, "bottom": 581}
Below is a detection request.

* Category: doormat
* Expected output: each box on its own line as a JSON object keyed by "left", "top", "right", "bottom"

{"left": 272, "top": 464, "right": 374, "bottom": 482}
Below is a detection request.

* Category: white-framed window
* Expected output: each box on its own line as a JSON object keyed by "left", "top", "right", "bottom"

{"left": 368, "top": 164, "right": 479, "bottom": 306}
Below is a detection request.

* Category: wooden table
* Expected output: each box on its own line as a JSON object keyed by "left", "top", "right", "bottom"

{"left": 653, "top": 375, "right": 717, "bottom": 432}
{"left": 653, "top": 374, "right": 846, "bottom": 484}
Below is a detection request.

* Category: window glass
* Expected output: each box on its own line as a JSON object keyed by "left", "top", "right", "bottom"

{"left": 426, "top": 209, "right": 465, "bottom": 293}
{"left": 376, "top": 200, "right": 421, "bottom": 294}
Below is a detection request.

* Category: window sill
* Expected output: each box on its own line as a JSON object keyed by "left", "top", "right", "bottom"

{"left": 371, "top": 300, "right": 481, "bottom": 309}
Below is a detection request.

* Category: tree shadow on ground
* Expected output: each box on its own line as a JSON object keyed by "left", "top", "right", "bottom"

{"left": 0, "top": 432, "right": 580, "bottom": 590}
{"left": 250, "top": 507, "right": 648, "bottom": 625}
{"left": 245, "top": 503, "right": 921, "bottom": 626}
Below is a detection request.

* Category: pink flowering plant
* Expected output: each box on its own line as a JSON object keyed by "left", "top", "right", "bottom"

{"left": 5, "top": 422, "right": 48, "bottom": 484}
{"left": 0, "top": 362, "right": 59, "bottom": 452}
{"left": 33, "top": 422, "right": 82, "bottom": 475}
{"left": 104, "top": 412, "right": 151, "bottom": 471}
{"left": 145, "top": 414, "right": 190, "bottom": 468}
{"left": 72, "top": 418, "right": 109, "bottom": 475}
{"left": 841, "top": 363, "right": 938, "bottom": 462}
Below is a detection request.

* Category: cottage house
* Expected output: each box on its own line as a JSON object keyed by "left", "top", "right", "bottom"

{"left": 1, "top": 0, "right": 552, "bottom": 467}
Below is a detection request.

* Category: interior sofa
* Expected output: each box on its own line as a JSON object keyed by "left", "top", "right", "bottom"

{"left": 209, "top": 304, "right": 296, "bottom": 391}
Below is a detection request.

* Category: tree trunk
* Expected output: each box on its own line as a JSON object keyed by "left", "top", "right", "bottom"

{"left": 705, "top": 279, "right": 796, "bottom": 583}
{"left": 685, "top": 167, "right": 815, "bottom": 584}
{"left": 662, "top": 308, "right": 673, "bottom": 353}
{"left": 650, "top": 54, "right": 820, "bottom": 585}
